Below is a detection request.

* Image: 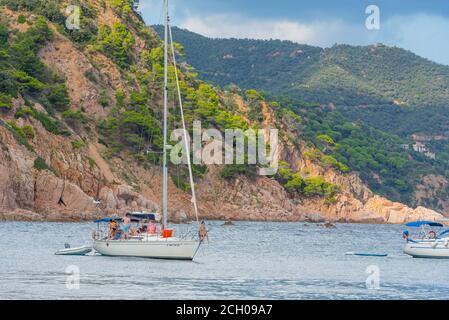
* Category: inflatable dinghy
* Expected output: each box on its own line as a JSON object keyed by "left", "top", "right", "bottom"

{"left": 55, "top": 243, "right": 92, "bottom": 256}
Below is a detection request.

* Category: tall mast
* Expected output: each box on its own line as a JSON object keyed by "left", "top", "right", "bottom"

{"left": 162, "top": 0, "right": 169, "bottom": 229}
{"left": 168, "top": 23, "right": 200, "bottom": 227}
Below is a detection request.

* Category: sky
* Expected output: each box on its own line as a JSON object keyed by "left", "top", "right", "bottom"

{"left": 138, "top": 0, "right": 449, "bottom": 65}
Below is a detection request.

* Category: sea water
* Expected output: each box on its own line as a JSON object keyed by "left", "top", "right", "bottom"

{"left": 0, "top": 221, "right": 448, "bottom": 299}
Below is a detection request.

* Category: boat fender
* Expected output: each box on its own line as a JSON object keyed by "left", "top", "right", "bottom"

{"left": 432, "top": 241, "right": 438, "bottom": 249}
{"left": 444, "top": 238, "right": 449, "bottom": 247}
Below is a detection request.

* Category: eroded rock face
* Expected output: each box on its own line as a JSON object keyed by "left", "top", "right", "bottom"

{"left": 0, "top": 128, "right": 35, "bottom": 213}
{"left": 414, "top": 174, "right": 449, "bottom": 212}
{"left": 196, "top": 167, "right": 306, "bottom": 222}
{"left": 0, "top": 125, "right": 161, "bottom": 221}
{"left": 38, "top": 27, "right": 108, "bottom": 120}
{"left": 362, "top": 196, "right": 443, "bottom": 224}
{"left": 33, "top": 171, "right": 98, "bottom": 219}
{"left": 98, "top": 185, "right": 160, "bottom": 214}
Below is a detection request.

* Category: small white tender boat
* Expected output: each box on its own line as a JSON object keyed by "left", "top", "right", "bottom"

{"left": 55, "top": 244, "right": 93, "bottom": 256}
{"left": 403, "top": 221, "right": 449, "bottom": 259}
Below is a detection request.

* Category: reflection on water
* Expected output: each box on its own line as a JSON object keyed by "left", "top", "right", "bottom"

{"left": 1, "top": 221, "right": 448, "bottom": 299}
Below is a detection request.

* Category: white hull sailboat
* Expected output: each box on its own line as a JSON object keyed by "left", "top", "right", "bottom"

{"left": 93, "top": 236, "right": 200, "bottom": 260}
{"left": 93, "top": 0, "right": 203, "bottom": 260}
{"left": 404, "top": 240, "right": 449, "bottom": 259}
{"left": 403, "top": 221, "right": 449, "bottom": 259}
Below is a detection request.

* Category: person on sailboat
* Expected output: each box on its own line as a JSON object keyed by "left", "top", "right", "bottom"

{"left": 123, "top": 213, "right": 131, "bottom": 240}
{"left": 108, "top": 220, "right": 118, "bottom": 240}
{"left": 199, "top": 221, "right": 208, "bottom": 242}
{"left": 137, "top": 220, "right": 147, "bottom": 234}
{"left": 148, "top": 220, "right": 157, "bottom": 235}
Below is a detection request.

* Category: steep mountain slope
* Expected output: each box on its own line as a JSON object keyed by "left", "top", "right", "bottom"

{"left": 0, "top": 1, "right": 444, "bottom": 223}
{"left": 154, "top": 26, "right": 449, "bottom": 107}
{"left": 155, "top": 26, "right": 449, "bottom": 213}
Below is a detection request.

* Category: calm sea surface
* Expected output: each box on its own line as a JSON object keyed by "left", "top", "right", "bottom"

{"left": 0, "top": 221, "right": 448, "bottom": 299}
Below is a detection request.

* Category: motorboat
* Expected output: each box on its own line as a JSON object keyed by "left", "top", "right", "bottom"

{"left": 403, "top": 221, "right": 449, "bottom": 259}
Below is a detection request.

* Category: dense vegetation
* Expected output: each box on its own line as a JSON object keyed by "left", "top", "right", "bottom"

{"left": 272, "top": 98, "right": 449, "bottom": 207}
{"left": 276, "top": 161, "right": 340, "bottom": 204}
{"left": 154, "top": 27, "right": 449, "bottom": 107}
{"left": 154, "top": 26, "right": 449, "bottom": 210}
{"left": 0, "top": 10, "right": 75, "bottom": 142}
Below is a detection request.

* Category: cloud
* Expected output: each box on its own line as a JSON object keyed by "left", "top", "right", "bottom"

{"left": 178, "top": 13, "right": 449, "bottom": 65}
{"left": 180, "top": 14, "right": 366, "bottom": 47}
{"left": 381, "top": 14, "right": 449, "bottom": 65}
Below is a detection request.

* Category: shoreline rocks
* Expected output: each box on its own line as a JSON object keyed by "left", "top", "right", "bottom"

{"left": 222, "top": 220, "right": 235, "bottom": 226}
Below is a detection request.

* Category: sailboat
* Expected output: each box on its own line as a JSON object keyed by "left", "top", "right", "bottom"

{"left": 93, "top": 0, "right": 202, "bottom": 260}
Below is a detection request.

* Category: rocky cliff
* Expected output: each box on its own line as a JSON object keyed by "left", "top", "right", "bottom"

{"left": 0, "top": 1, "right": 445, "bottom": 223}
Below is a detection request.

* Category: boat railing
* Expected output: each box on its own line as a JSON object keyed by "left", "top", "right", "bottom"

{"left": 93, "top": 221, "right": 200, "bottom": 242}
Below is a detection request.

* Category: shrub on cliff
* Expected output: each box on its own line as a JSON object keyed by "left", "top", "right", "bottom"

{"left": 33, "top": 157, "right": 51, "bottom": 172}
{"left": 98, "top": 91, "right": 109, "bottom": 107}
{"left": 275, "top": 161, "right": 341, "bottom": 201}
{"left": 303, "top": 176, "right": 341, "bottom": 198}
{"left": 97, "top": 22, "right": 135, "bottom": 68}
{"left": 17, "top": 15, "right": 27, "bottom": 24}
{"left": 22, "top": 124, "right": 35, "bottom": 139}
{"left": 72, "top": 139, "right": 86, "bottom": 149}
{"left": 284, "top": 173, "right": 305, "bottom": 192}
{"left": 15, "top": 107, "right": 33, "bottom": 118}
{"left": 321, "top": 155, "right": 349, "bottom": 172}
{"left": 46, "top": 84, "right": 70, "bottom": 112}
{"left": 6, "top": 121, "right": 33, "bottom": 151}
{"left": 220, "top": 164, "right": 257, "bottom": 180}
{"left": 62, "top": 110, "right": 86, "bottom": 124}
{"left": 0, "top": 93, "right": 12, "bottom": 110}
{"left": 110, "top": 0, "right": 135, "bottom": 16}
{"left": 31, "top": 108, "right": 63, "bottom": 135}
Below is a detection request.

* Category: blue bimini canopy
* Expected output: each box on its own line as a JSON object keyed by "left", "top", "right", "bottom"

{"left": 94, "top": 213, "right": 156, "bottom": 223}
{"left": 94, "top": 217, "right": 122, "bottom": 223}
{"left": 128, "top": 212, "right": 156, "bottom": 221}
{"left": 405, "top": 221, "right": 444, "bottom": 227}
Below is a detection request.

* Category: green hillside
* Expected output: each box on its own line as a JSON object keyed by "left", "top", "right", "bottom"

{"left": 153, "top": 26, "right": 449, "bottom": 211}
{"left": 155, "top": 26, "right": 449, "bottom": 108}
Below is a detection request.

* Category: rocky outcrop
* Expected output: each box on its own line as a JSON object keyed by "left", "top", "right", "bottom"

{"left": 0, "top": 125, "right": 162, "bottom": 221}
{"left": 0, "top": 126, "right": 35, "bottom": 213}
{"left": 197, "top": 167, "right": 306, "bottom": 221}
{"left": 362, "top": 196, "right": 443, "bottom": 224}
{"left": 98, "top": 185, "right": 160, "bottom": 213}
{"left": 414, "top": 174, "right": 449, "bottom": 212}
